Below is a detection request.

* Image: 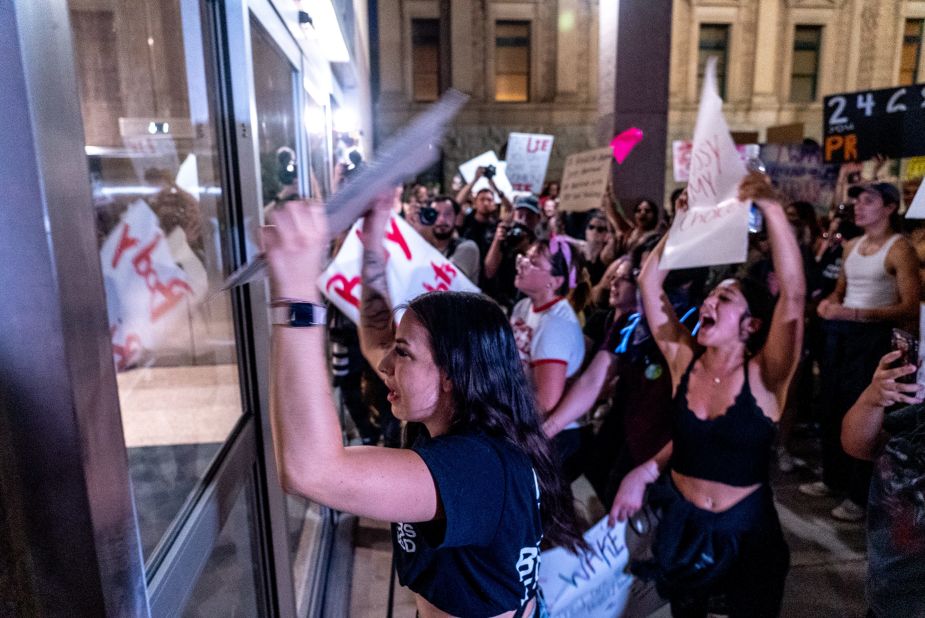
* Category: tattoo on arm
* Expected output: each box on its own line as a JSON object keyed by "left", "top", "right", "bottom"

{"left": 360, "top": 246, "right": 394, "bottom": 342}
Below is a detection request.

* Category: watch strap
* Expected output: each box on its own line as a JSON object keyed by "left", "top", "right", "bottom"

{"left": 270, "top": 301, "right": 327, "bottom": 327}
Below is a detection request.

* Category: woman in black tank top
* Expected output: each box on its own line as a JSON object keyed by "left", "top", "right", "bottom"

{"left": 609, "top": 173, "right": 805, "bottom": 617}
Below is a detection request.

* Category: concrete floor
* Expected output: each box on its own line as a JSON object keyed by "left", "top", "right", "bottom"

{"left": 348, "top": 429, "right": 869, "bottom": 617}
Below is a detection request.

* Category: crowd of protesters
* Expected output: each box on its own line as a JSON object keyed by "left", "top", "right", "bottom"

{"left": 265, "top": 159, "right": 925, "bottom": 617}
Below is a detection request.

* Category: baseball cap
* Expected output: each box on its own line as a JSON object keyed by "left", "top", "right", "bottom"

{"left": 514, "top": 195, "right": 541, "bottom": 215}
{"left": 847, "top": 182, "right": 900, "bottom": 206}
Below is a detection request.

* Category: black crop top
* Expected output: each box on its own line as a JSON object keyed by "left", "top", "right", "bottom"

{"left": 670, "top": 356, "right": 777, "bottom": 486}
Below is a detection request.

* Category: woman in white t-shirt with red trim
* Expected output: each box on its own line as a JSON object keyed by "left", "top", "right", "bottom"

{"left": 510, "top": 237, "right": 588, "bottom": 480}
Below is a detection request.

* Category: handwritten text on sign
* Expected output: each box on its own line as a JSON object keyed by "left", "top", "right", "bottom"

{"left": 558, "top": 147, "right": 613, "bottom": 213}
{"left": 538, "top": 516, "right": 662, "bottom": 618}
{"left": 317, "top": 214, "right": 480, "bottom": 323}
{"left": 662, "top": 56, "right": 748, "bottom": 269}
{"left": 506, "top": 133, "right": 554, "bottom": 193}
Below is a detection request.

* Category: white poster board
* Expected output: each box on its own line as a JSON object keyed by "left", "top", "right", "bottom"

{"left": 905, "top": 178, "right": 925, "bottom": 219}
{"left": 661, "top": 57, "right": 749, "bottom": 270}
{"left": 317, "top": 213, "right": 480, "bottom": 323}
{"left": 539, "top": 516, "right": 663, "bottom": 618}
{"left": 558, "top": 148, "right": 613, "bottom": 212}
{"left": 506, "top": 132, "right": 554, "bottom": 193}
{"left": 672, "top": 140, "right": 752, "bottom": 183}
{"left": 458, "top": 150, "right": 515, "bottom": 202}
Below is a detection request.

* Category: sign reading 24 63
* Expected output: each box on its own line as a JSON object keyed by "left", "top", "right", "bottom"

{"left": 823, "top": 84, "right": 925, "bottom": 163}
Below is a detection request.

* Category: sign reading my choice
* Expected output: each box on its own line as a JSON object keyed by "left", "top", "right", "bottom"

{"left": 661, "top": 56, "right": 749, "bottom": 270}
{"left": 823, "top": 84, "right": 925, "bottom": 163}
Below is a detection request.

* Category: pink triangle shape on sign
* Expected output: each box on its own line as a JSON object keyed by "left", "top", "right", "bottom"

{"left": 610, "top": 127, "right": 644, "bottom": 164}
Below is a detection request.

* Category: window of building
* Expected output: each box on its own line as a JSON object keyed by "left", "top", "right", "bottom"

{"left": 495, "top": 20, "right": 530, "bottom": 102}
{"left": 411, "top": 19, "right": 440, "bottom": 102}
{"left": 790, "top": 26, "right": 822, "bottom": 102}
{"left": 697, "top": 24, "right": 730, "bottom": 99}
{"left": 900, "top": 19, "right": 924, "bottom": 86}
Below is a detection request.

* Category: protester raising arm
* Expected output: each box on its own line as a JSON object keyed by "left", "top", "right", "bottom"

{"left": 740, "top": 173, "right": 806, "bottom": 407}
{"left": 842, "top": 351, "right": 924, "bottom": 460}
{"left": 264, "top": 199, "right": 439, "bottom": 524}
{"left": 357, "top": 198, "right": 397, "bottom": 372}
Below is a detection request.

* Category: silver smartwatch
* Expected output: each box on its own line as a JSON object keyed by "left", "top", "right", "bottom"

{"left": 270, "top": 301, "right": 327, "bottom": 327}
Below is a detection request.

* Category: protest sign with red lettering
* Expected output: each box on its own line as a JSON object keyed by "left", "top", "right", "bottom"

{"left": 100, "top": 200, "right": 205, "bottom": 370}
{"left": 673, "top": 140, "right": 752, "bottom": 183}
{"left": 506, "top": 133, "right": 554, "bottom": 193}
{"left": 318, "top": 214, "right": 480, "bottom": 323}
{"left": 662, "top": 57, "right": 748, "bottom": 270}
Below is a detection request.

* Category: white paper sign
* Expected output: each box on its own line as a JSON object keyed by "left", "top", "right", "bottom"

{"left": 459, "top": 150, "right": 515, "bottom": 201}
{"left": 662, "top": 57, "right": 749, "bottom": 270}
{"left": 905, "top": 179, "right": 925, "bottom": 219}
{"left": 672, "top": 140, "right": 751, "bottom": 183}
{"left": 506, "top": 132, "right": 554, "bottom": 193}
{"left": 100, "top": 200, "right": 204, "bottom": 370}
{"left": 558, "top": 148, "right": 613, "bottom": 212}
{"left": 317, "top": 214, "right": 480, "bottom": 323}
{"left": 539, "top": 516, "right": 663, "bottom": 618}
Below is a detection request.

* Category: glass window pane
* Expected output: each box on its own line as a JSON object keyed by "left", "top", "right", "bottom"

{"left": 68, "top": 0, "right": 244, "bottom": 561}
{"left": 182, "top": 485, "right": 261, "bottom": 617}
{"left": 790, "top": 77, "right": 815, "bottom": 103}
{"left": 790, "top": 26, "right": 821, "bottom": 101}
{"left": 697, "top": 24, "right": 729, "bottom": 98}
{"left": 792, "top": 49, "right": 819, "bottom": 75}
{"left": 900, "top": 19, "right": 923, "bottom": 86}
{"left": 495, "top": 20, "right": 530, "bottom": 102}
{"left": 411, "top": 19, "right": 440, "bottom": 102}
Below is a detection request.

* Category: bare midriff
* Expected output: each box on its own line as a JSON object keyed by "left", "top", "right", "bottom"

{"left": 671, "top": 470, "right": 761, "bottom": 513}
{"left": 415, "top": 594, "right": 535, "bottom": 618}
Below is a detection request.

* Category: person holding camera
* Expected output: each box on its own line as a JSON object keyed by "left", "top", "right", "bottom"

{"left": 457, "top": 166, "right": 514, "bottom": 259}
{"left": 841, "top": 351, "right": 925, "bottom": 617}
{"left": 410, "top": 196, "right": 481, "bottom": 284}
{"left": 483, "top": 196, "right": 542, "bottom": 311}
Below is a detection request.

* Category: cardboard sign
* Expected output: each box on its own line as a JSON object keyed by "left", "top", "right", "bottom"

{"left": 662, "top": 57, "right": 748, "bottom": 270}
{"left": 506, "top": 133, "right": 554, "bottom": 193}
{"left": 100, "top": 200, "right": 206, "bottom": 370}
{"left": 823, "top": 84, "right": 925, "bottom": 163}
{"left": 317, "top": 213, "right": 480, "bottom": 323}
{"left": 558, "top": 148, "right": 613, "bottom": 212}
{"left": 538, "top": 516, "right": 663, "bottom": 618}
{"left": 459, "top": 150, "right": 515, "bottom": 201}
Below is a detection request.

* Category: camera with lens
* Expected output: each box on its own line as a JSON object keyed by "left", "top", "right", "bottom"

{"left": 483, "top": 164, "right": 496, "bottom": 180}
{"left": 504, "top": 222, "right": 532, "bottom": 246}
{"left": 418, "top": 206, "right": 438, "bottom": 226}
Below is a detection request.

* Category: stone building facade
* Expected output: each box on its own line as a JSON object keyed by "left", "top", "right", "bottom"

{"left": 375, "top": 0, "right": 925, "bottom": 199}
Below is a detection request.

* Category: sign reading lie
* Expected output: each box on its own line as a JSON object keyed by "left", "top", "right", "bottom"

{"left": 317, "top": 214, "right": 480, "bottom": 323}
{"left": 823, "top": 84, "right": 925, "bottom": 163}
{"left": 506, "top": 133, "right": 554, "bottom": 193}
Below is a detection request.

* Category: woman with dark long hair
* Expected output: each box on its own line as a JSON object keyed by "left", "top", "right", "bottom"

{"left": 610, "top": 174, "right": 805, "bottom": 616}
{"left": 263, "top": 196, "right": 584, "bottom": 617}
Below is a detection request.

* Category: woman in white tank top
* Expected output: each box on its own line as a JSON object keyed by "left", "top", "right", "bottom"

{"left": 803, "top": 182, "right": 920, "bottom": 521}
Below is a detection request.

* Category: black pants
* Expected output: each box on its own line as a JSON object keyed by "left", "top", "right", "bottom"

{"left": 633, "top": 476, "right": 790, "bottom": 618}
{"left": 819, "top": 320, "right": 891, "bottom": 505}
{"left": 552, "top": 425, "right": 593, "bottom": 484}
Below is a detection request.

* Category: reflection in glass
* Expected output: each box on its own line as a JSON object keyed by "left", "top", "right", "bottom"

{"left": 68, "top": 0, "right": 243, "bottom": 559}
{"left": 182, "top": 485, "right": 261, "bottom": 617}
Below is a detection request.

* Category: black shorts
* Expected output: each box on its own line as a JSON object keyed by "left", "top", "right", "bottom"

{"left": 632, "top": 475, "right": 790, "bottom": 618}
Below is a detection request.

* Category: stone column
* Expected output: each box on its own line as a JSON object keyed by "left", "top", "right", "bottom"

{"left": 603, "top": 0, "right": 673, "bottom": 205}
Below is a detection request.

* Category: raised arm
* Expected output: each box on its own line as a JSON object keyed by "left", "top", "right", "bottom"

{"left": 264, "top": 200, "right": 439, "bottom": 523}
{"left": 842, "top": 351, "right": 923, "bottom": 460}
{"left": 739, "top": 173, "right": 806, "bottom": 395}
{"left": 638, "top": 231, "right": 695, "bottom": 378}
{"left": 454, "top": 166, "right": 484, "bottom": 206}
{"left": 357, "top": 197, "right": 397, "bottom": 375}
